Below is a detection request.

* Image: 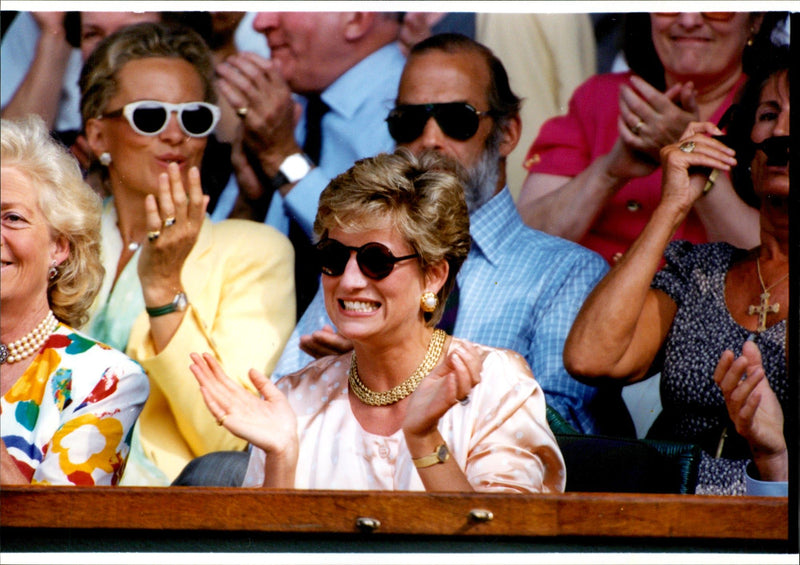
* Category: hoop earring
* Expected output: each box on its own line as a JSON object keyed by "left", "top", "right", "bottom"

{"left": 48, "top": 261, "right": 59, "bottom": 280}
{"left": 420, "top": 291, "right": 438, "bottom": 313}
{"left": 99, "top": 152, "right": 112, "bottom": 166}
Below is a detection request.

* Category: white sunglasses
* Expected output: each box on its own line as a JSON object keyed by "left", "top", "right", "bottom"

{"left": 100, "top": 100, "right": 221, "bottom": 137}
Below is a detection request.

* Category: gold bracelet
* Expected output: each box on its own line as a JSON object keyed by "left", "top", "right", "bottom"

{"left": 703, "top": 168, "right": 720, "bottom": 195}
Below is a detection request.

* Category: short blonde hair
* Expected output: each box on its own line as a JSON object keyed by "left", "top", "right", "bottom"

{"left": 1, "top": 116, "right": 104, "bottom": 328}
{"left": 314, "top": 148, "right": 471, "bottom": 326}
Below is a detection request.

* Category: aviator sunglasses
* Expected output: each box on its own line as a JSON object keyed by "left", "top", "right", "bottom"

{"left": 316, "top": 238, "right": 419, "bottom": 280}
{"left": 100, "top": 100, "right": 221, "bottom": 137}
{"left": 386, "top": 102, "right": 492, "bottom": 143}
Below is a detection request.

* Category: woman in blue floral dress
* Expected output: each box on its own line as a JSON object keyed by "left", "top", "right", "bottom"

{"left": 564, "top": 48, "right": 790, "bottom": 495}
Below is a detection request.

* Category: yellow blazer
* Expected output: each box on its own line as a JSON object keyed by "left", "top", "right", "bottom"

{"left": 127, "top": 218, "right": 295, "bottom": 481}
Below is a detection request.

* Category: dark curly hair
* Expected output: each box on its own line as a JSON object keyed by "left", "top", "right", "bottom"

{"left": 724, "top": 45, "right": 790, "bottom": 208}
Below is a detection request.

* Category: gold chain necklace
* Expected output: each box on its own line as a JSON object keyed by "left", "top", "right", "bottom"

{"left": 0, "top": 310, "right": 59, "bottom": 364}
{"left": 747, "top": 257, "right": 789, "bottom": 332}
{"left": 348, "top": 329, "right": 447, "bottom": 406}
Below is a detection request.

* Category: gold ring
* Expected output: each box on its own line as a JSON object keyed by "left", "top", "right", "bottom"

{"left": 163, "top": 217, "right": 176, "bottom": 228}
{"left": 147, "top": 230, "right": 161, "bottom": 242}
{"left": 631, "top": 120, "right": 644, "bottom": 136}
{"left": 236, "top": 107, "right": 248, "bottom": 118}
{"left": 679, "top": 141, "right": 696, "bottom": 153}
{"left": 216, "top": 413, "right": 228, "bottom": 426}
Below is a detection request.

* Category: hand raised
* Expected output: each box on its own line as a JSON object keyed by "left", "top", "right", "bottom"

{"left": 713, "top": 341, "right": 786, "bottom": 460}
{"left": 190, "top": 352, "right": 298, "bottom": 456}
{"left": 215, "top": 52, "right": 301, "bottom": 173}
{"left": 138, "top": 163, "right": 208, "bottom": 292}
{"left": 403, "top": 341, "right": 485, "bottom": 438}
{"left": 618, "top": 76, "right": 699, "bottom": 161}
{"left": 658, "top": 122, "right": 737, "bottom": 212}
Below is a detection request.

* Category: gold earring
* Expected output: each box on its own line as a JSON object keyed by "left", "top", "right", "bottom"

{"left": 420, "top": 291, "right": 438, "bottom": 313}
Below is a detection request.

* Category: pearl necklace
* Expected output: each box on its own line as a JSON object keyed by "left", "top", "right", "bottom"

{"left": 348, "top": 329, "right": 447, "bottom": 406}
{"left": 0, "top": 311, "right": 59, "bottom": 364}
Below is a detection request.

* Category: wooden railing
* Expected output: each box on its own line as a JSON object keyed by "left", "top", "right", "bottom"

{"left": 1, "top": 487, "right": 792, "bottom": 553}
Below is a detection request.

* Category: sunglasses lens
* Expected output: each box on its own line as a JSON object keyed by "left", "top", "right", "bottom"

{"left": 132, "top": 104, "right": 168, "bottom": 134}
{"left": 437, "top": 103, "right": 480, "bottom": 141}
{"left": 180, "top": 104, "right": 215, "bottom": 136}
{"left": 387, "top": 106, "right": 428, "bottom": 143}
{"left": 357, "top": 243, "right": 396, "bottom": 280}
{"left": 316, "top": 239, "right": 350, "bottom": 277}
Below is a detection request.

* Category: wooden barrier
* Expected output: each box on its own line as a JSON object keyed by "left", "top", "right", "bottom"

{"left": 1, "top": 487, "right": 792, "bottom": 553}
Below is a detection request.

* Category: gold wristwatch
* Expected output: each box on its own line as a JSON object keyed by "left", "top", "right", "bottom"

{"left": 412, "top": 443, "right": 450, "bottom": 468}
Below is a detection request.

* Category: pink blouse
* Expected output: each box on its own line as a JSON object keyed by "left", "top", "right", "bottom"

{"left": 525, "top": 71, "right": 745, "bottom": 264}
{"left": 243, "top": 338, "right": 565, "bottom": 493}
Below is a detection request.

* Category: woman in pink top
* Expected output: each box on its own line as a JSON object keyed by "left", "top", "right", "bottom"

{"left": 518, "top": 12, "right": 786, "bottom": 264}
{"left": 191, "top": 149, "right": 565, "bottom": 493}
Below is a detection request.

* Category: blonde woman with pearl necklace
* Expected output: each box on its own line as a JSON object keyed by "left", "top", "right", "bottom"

{"left": 1, "top": 116, "right": 148, "bottom": 485}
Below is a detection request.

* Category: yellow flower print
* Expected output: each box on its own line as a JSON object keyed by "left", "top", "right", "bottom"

{"left": 50, "top": 413, "right": 124, "bottom": 483}
{"left": 5, "top": 349, "right": 62, "bottom": 405}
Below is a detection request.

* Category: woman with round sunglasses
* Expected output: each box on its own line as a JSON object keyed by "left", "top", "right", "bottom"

{"left": 518, "top": 12, "right": 787, "bottom": 265}
{"left": 190, "top": 149, "right": 565, "bottom": 492}
{"left": 80, "top": 22, "right": 296, "bottom": 485}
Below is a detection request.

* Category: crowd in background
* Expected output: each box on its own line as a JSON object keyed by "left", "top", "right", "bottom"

{"left": 0, "top": 10, "right": 791, "bottom": 497}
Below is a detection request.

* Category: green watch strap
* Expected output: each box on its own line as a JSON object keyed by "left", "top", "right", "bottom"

{"left": 146, "top": 292, "right": 187, "bottom": 317}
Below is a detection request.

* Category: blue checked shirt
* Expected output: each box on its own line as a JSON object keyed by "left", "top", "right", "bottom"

{"left": 273, "top": 188, "right": 609, "bottom": 434}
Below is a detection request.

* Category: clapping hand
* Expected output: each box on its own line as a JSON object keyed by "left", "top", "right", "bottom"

{"left": 403, "top": 341, "right": 485, "bottom": 438}
{"left": 713, "top": 341, "right": 787, "bottom": 482}
{"left": 190, "top": 352, "right": 298, "bottom": 458}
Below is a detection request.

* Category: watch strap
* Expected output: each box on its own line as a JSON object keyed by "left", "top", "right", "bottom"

{"left": 146, "top": 292, "right": 188, "bottom": 317}
{"left": 412, "top": 443, "right": 450, "bottom": 468}
{"left": 267, "top": 170, "right": 291, "bottom": 193}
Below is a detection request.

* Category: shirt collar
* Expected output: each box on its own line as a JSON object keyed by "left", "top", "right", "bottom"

{"left": 468, "top": 186, "right": 523, "bottom": 266}
{"left": 315, "top": 42, "right": 405, "bottom": 119}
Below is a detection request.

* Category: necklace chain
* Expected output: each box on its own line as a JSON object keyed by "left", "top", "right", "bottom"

{"left": 348, "top": 329, "right": 447, "bottom": 406}
{"left": 747, "top": 257, "right": 789, "bottom": 333}
{"left": 0, "top": 310, "right": 59, "bottom": 364}
{"left": 755, "top": 256, "right": 788, "bottom": 293}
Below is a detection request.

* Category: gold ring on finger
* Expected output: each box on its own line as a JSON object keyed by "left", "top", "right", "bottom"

{"left": 632, "top": 120, "right": 644, "bottom": 136}
{"left": 216, "top": 413, "right": 228, "bottom": 426}
{"left": 163, "top": 217, "right": 176, "bottom": 228}
{"left": 679, "top": 141, "right": 696, "bottom": 153}
{"left": 236, "top": 107, "right": 249, "bottom": 119}
{"left": 147, "top": 230, "right": 161, "bottom": 242}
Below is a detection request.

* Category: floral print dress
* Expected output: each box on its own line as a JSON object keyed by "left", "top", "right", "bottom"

{"left": 1, "top": 324, "right": 149, "bottom": 485}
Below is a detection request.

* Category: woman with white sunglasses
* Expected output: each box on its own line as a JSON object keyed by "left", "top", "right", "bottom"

{"left": 80, "top": 22, "right": 296, "bottom": 485}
